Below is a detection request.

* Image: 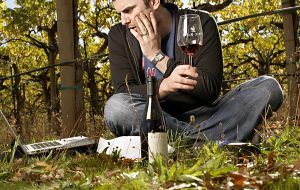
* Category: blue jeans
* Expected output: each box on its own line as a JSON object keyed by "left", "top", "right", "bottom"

{"left": 104, "top": 76, "right": 283, "bottom": 143}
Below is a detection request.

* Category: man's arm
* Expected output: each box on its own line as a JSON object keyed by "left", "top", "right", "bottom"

{"left": 163, "top": 11, "right": 223, "bottom": 105}
{"left": 108, "top": 24, "right": 147, "bottom": 96}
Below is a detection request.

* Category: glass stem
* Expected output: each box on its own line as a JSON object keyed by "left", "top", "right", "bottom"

{"left": 188, "top": 55, "right": 193, "bottom": 66}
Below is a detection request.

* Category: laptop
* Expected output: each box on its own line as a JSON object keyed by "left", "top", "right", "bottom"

{"left": 0, "top": 110, "right": 95, "bottom": 155}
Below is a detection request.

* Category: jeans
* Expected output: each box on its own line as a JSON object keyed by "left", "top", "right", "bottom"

{"left": 104, "top": 76, "right": 284, "bottom": 144}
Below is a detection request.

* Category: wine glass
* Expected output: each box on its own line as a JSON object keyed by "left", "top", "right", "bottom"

{"left": 177, "top": 14, "right": 203, "bottom": 66}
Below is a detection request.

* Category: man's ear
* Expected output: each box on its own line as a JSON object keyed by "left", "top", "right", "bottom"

{"left": 151, "top": 0, "right": 160, "bottom": 10}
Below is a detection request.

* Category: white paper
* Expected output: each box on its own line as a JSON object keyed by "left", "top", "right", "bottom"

{"left": 97, "top": 136, "right": 175, "bottom": 159}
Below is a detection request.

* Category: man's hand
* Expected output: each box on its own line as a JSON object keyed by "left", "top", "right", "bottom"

{"left": 130, "top": 12, "right": 161, "bottom": 61}
{"left": 159, "top": 65, "right": 198, "bottom": 99}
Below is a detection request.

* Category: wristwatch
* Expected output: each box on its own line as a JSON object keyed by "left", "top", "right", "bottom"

{"left": 151, "top": 51, "right": 165, "bottom": 65}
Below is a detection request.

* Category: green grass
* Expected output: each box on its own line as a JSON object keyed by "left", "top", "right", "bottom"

{"left": 0, "top": 126, "right": 300, "bottom": 190}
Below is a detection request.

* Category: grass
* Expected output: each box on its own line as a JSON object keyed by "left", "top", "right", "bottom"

{"left": 0, "top": 122, "right": 299, "bottom": 190}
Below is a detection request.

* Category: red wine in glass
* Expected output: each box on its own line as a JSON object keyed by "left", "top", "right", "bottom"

{"left": 180, "top": 44, "right": 202, "bottom": 56}
{"left": 177, "top": 14, "right": 203, "bottom": 66}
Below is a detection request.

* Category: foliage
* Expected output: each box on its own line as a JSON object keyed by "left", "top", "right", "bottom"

{"left": 0, "top": 0, "right": 118, "bottom": 132}
{"left": 0, "top": 0, "right": 299, "bottom": 188}
{"left": 215, "top": 0, "right": 286, "bottom": 91}
{"left": 0, "top": 126, "right": 299, "bottom": 189}
{"left": 0, "top": 0, "right": 295, "bottom": 134}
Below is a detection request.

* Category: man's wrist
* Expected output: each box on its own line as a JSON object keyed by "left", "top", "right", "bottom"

{"left": 151, "top": 51, "right": 166, "bottom": 65}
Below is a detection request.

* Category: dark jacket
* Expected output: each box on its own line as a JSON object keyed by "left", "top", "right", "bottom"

{"left": 108, "top": 4, "right": 223, "bottom": 115}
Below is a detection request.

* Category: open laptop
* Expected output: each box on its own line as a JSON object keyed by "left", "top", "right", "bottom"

{"left": 0, "top": 110, "right": 95, "bottom": 155}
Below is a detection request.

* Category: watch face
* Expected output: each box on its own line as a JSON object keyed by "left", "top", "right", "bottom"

{"left": 157, "top": 53, "right": 164, "bottom": 60}
{"left": 152, "top": 52, "right": 165, "bottom": 65}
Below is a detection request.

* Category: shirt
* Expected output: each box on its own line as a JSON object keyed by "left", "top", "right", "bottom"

{"left": 143, "top": 8, "right": 176, "bottom": 81}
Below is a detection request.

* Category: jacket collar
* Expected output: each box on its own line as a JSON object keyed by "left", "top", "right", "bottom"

{"left": 164, "top": 3, "right": 185, "bottom": 63}
{"left": 126, "top": 28, "right": 143, "bottom": 83}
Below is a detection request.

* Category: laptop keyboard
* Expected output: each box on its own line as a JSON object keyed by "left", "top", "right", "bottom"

{"left": 31, "top": 141, "right": 62, "bottom": 150}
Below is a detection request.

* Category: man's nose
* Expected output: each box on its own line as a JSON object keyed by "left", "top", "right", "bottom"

{"left": 121, "top": 13, "right": 130, "bottom": 25}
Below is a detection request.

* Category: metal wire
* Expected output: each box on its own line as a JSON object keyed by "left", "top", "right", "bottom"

{"left": 0, "top": 54, "right": 108, "bottom": 81}
{"left": 217, "top": 5, "right": 300, "bottom": 25}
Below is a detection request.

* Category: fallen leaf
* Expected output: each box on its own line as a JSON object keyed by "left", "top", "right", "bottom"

{"left": 266, "top": 151, "right": 275, "bottom": 172}
{"left": 121, "top": 171, "right": 139, "bottom": 180}
{"left": 91, "top": 175, "right": 102, "bottom": 185}
{"left": 168, "top": 182, "right": 198, "bottom": 190}
{"left": 12, "top": 158, "right": 23, "bottom": 171}
{"left": 55, "top": 169, "right": 64, "bottom": 179}
{"left": 73, "top": 171, "right": 85, "bottom": 181}
{"left": 203, "top": 173, "right": 215, "bottom": 190}
{"left": 40, "top": 174, "right": 50, "bottom": 181}
{"left": 11, "top": 170, "right": 25, "bottom": 182}
{"left": 35, "top": 161, "right": 50, "bottom": 169}
{"left": 293, "top": 158, "right": 300, "bottom": 171}
{"left": 229, "top": 172, "right": 246, "bottom": 188}
{"left": 106, "top": 169, "right": 121, "bottom": 178}
{"left": 268, "top": 172, "right": 280, "bottom": 179}
{"left": 75, "top": 167, "right": 84, "bottom": 171}
{"left": 236, "top": 164, "right": 249, "bottom": 176}
{"left": 121, "top": 158, "right": 135, "bottom": 168}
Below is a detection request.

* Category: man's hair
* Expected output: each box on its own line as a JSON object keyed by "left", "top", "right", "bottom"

{"left": 144, "top": 0, "right": 165, "bottom": 7}
{"left": 111, "top": 0, "right": 165, "bottom": 8}
{"left": 112, "top": 0, "right": 165, "bottom": 6}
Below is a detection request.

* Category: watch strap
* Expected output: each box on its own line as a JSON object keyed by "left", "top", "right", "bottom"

{"left": 151, "top": 51, "right": 165, "bottom": 65}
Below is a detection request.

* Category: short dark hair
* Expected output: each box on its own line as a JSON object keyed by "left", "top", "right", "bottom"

{"left": 111, "top": 0, "right": 165, "bottom": 6}
{"left": 144, "top": 0, "right": 165, "bottom": 7}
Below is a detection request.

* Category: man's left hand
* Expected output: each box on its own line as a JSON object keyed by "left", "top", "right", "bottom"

{"left": 130, "top": 12, "right": 161, "bottom": 61}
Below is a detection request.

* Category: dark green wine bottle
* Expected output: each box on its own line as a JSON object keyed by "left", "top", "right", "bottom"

{"left": 140, "top": 76, "right": 168, "bottom": 163}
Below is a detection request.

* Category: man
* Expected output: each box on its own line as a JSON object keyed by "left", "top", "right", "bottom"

{"left": 104, "top": 0, "right": 283, "bottom": 144}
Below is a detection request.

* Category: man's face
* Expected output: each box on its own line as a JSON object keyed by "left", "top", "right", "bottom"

{"left": 113, "top": 0, "right": 153, "bottom": 33}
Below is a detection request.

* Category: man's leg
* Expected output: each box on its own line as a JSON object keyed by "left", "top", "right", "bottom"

{"left": 185, "top": 75, "right": 284, "bottom": 143}
{"left": 104, "top": 93, "right": 192, "bottom": 137}
{"left": 104, "top": 76, "right": 283, "bottom": 143}
{"left": 104, "top": 93, "right": 145, "bottom": 136}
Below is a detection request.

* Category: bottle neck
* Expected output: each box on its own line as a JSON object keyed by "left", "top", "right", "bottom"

{"left": 147, "top": 77, "right": 157, "bottom": 97}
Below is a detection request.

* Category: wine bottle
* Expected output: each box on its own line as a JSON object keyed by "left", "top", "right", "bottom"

{"left": 140, "top": 76, "right": 168, "bottom": 163}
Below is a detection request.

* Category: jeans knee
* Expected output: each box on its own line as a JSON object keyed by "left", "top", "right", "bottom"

{"left": 104, "top": 93, "right": 145, "bottom": 136}
{"left": 104, "top": 94, "right": 121, "bottom": 135}
{"left": 259, "top": 76, "right": 284, "bottom": 111}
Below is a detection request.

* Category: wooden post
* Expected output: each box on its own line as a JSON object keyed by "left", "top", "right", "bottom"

{"left": 56, "top": 0, "right": 85, "bottom": 137}
{"left": 281, "top": 0, "right": 299, "bottom": 123}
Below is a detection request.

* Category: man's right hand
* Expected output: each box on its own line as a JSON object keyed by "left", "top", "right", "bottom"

{"left": 159, "top": 65, "right": 198, "bottom": 99}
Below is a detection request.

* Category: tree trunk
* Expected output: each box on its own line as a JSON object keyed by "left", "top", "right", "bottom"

{"left": 281, "top": 0, "right": 299, "bottom": 124}
{"left": 74, "top": 0, "right": 86, "bottom": 135}
{"left": 85, "top": 55, "right": 101, "bottom": 117}
{"left": 12, "top": 63, "right": 25, "bottom": 136}
{"left": 47, "top": 23, "right": 60, "bottom": 135}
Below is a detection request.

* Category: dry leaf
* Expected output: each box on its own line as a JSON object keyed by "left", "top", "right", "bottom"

{"left": 266, "top": 151, "right": 275, "bottom": 172}
{"left": 40, "top": 174, "right": 50, "bottom": 181}
{"left": 73, "top": 171, "right": 85, "bottom": 181}
{"left": 36, "top": 161, "right": 50, "bottom": 168}
{"left": 293, "top": 158, "right": 300, "bottom": 171}
{"left": 237, "top": 164, "right": 249, "bottom": 177}
{"left": 12, "top": 158, "right": 23, "bottom": 171}
{"left": 229, "top": 172, "right": 246, "bottom": 188}
{"left": 106, "top": 169, "right": 121, "bottom": 178}
{"left": 55, "top": 169, "right": 64, "bottom": 179}
{"left": 11, "top": 170, "right": 25, "bottom": 182}
{"left": 168, "top": 182, "right": 198, "bottom": 190}
{"left": 121, "top": 158, "right": 135, "bottom": 168}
